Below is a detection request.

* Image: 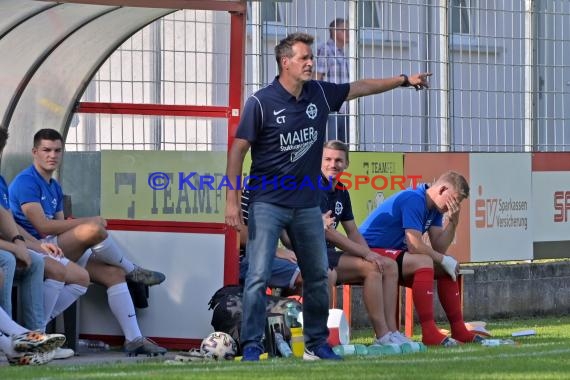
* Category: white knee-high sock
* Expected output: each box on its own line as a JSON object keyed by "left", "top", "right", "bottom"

{"left": 107, "top": 283, "right": 141, "bottom": 342}
{"left": 91, "top": 236, "right": 135, "bottom": 274}
{"left": 0, "top": 307, "right": 27, "bottom": 336}
{"left": 43, "top": 279, "right": 65, "bottom": 330}
{"left": 48, "top": 284, "right": 88, "bottom": 322}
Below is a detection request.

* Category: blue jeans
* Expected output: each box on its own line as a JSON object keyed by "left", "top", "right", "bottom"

{"left": 0, "top": 250, "right": 45, "bottom": 330}
{"left": 241, "top": 202, "right": 329, "bottom": 351}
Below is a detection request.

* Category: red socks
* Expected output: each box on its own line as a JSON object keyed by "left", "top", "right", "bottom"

{"left": 437, "top": 276, "right": 477, "bottom": 343}
{"left": 412, "top": 268, "right": 447, "bottom": 345}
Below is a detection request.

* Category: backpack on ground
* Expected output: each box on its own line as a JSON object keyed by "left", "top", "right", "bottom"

{"left": 208, "top": 285, "right": 302, "bottom": 353}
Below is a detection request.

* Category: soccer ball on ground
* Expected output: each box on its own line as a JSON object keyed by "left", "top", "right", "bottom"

{"left": 200, "top": 332, "right": 237, "bottom": 360}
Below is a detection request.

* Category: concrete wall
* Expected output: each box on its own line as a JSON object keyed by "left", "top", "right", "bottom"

{"left": 343, "top": 260, "right": 570, "bottom": 328}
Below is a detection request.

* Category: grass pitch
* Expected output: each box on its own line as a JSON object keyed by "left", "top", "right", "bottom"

{"left": 2, "top": 315, "right": 569, "bottom": 379}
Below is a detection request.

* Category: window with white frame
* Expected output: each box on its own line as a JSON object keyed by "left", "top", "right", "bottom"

{"left": 246, "top": 1, "right": 284, "bottom": 24}
{"left": 358, "top": 1, "right": 382, "bottom": 29}
{"left": 451, "top": 0, "right": 475, "bottom": 34}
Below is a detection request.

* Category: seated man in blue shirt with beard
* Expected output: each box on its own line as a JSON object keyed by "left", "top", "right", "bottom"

{"left": 319, "top": 140, "right": 412, "bottom": 348}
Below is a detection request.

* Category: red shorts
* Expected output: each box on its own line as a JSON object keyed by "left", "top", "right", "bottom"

{"left": 371, "top": 248, "right": 404, "bottom": 261}
{"left": 371, "top": 248, "right": 405, "bottom": 282}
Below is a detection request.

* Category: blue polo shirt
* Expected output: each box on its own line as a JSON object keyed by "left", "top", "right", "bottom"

{"left": 359, "top": 184, "right": 443, "bottom": 250}
{"left": 237, "top": 77, "right": 349, "bottom": 208}
{"left": 0, "top": 176, "right": 10, "bottom": 210}
{"left": 9, "top": 165, "right": 64, "bottom": 239}
{"left": 319, "top": 176, "right": 354, "bottom": 251}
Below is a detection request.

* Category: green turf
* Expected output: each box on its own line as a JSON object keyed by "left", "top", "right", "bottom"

{"left": 3, "top": 316, "right": 570, "bottom": 379}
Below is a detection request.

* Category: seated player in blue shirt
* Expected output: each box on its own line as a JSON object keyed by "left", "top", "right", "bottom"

{"left": 360, "top": 171, "right": 483, "bottom": 346}
{"left": 0, "top": 127, "right": 88, "bottom": 361}
{"left": 9, "top": 128, "right": 166, "bottom": 356}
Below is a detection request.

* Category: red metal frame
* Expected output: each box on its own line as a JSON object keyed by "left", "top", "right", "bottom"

{"left": 76, "top": 6, "right": 247, "bottom": 286}
{"left": 77, "top": 102, "right": 231, "bottom": 118}
{"left": 107, "top": 219, "right": 237, "bottom": 284}
{"left": 67, "top": 0, "right": 246, "bottom": 352}
{"left": 107, "top": 219, "right": 225, "bottom": 233}
{"left": 52, "top": 1, "right": 246, "bottom": 12}
{"left": 227, "top": 10, "right": 246, "bottom": 148}
{"left": 224, "top": 9, "right": 246, "bottom": 268}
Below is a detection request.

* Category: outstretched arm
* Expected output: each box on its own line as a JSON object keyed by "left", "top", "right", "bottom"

{"left": 346, "top": 72, "right": 432, "bottom": 101}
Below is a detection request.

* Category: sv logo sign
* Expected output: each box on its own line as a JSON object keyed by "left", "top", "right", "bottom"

{"left": 475, "top": 198, "right": 498, "bottom": 228}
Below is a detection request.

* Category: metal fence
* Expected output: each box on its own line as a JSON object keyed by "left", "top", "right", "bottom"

{"left": 68, "top": 9, "right": 231, "bottom": 152}
{"left": 68, "top": 0, "right": 570, "bottom": 152}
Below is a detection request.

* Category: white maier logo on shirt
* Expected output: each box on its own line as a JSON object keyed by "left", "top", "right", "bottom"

{"left": 280, "top": 127, "right": 318, "bottom": 162}
{"left": 306, "top": 103, "right": 318, "bottom": 119}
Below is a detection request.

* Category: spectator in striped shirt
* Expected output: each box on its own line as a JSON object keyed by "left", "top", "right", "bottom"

{"left": 315, "top": 18, "right": 350, "bottom": 142}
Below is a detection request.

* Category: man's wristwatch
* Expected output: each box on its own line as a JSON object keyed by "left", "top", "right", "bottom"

{"left": 400, "top": 74, "right": 411, "bottom": 87}
{"left": 11, "top": 234, "right": 25, "bottom": 243}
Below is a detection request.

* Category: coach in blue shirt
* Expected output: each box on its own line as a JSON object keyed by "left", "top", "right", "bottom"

{"left": 225, "top": 32, "right": 431, "bottom": 361}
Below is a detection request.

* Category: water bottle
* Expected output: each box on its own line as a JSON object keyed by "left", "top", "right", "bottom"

{"left": 366, "top": 343, "right": 401, "bottom": 356}
{"left": 332, "top": 344, "right": 368, "bottom": 356}
{"left": 290, "top": 327, "right": 304, "bottom": 357}
{"left": 481, "top": 339, "right": 515, "bottom": 347}
{"left": 284, "top": 302, "right": 301, "bottom": 328}
{"left": 77, "top": 339, "right": 110, "bottom": 352}
{"left": 400, "top": 342, "right": 428, "bottom": 353}
{"left": 274, "top": 332, "right": 293, "bottom": 358}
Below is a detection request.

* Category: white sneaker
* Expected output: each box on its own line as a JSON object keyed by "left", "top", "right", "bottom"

{"left": 390, "top": 331, "right": 414, "bottom": 345}
{"left": 374, "top": 332, "right": 392, "bottom": 346}
{"left": 53, "top": 347, "right": 75, "bottom": 359}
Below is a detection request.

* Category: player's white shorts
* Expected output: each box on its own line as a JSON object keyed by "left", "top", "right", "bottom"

{"left": 41, "top": 235, "right": 93, "bottom": 268}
